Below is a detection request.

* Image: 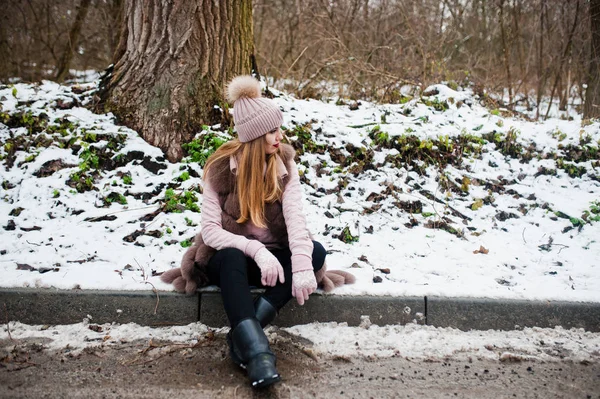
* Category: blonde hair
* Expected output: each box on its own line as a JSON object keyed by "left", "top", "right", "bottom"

{"left": 204, "top": 137, "right": 282, "bottom": 228}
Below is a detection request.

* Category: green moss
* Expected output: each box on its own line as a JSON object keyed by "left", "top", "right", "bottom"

{"left": 286, "top": 123, "right": 326, "bottom": 155}
{"left": 78, "top": 145, "right": 100, "bottom": 172}
{"left": 23, "top": 152, "right": 38, "bottom": 163}
{"left": 104, "top": 192, "right": 128, "bottom": 206}
{"left": 471, "top": 198, "right": 483, "bottom": 210}
{"left": 163, "top": 188, "right": 200, "bottom": 213}
{"left": 177, "top": 171, "right": 190, "bottom": 181}
{"left": 184, "top": 217, "right": 197, "bottom": 227}
{"left": 338, "top": 226, "right": 359, "bottom": 243}
{"left": 370, "top": 125, "right": 390, "bottom": 146}
{"left": 582, "top": 201, "right": 600, "bottom": 223}
{"left": 67, "top": 170, "right": 96, "bottom": 192}
{"left": 552, "top": 129, "right": 567, "bottom": 142}
{"left": 421, "top": 97, "right": 449, "bottom": 112}
{"left": 556, "top": 158, "right": 587, "bottom": 178}
{"left": 182, "top": 129, "right": 228, "bottom": 166}
{"left": 481, "top": 127, "right": 523, "bottom": 158}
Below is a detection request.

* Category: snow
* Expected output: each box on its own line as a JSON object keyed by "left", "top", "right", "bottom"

{"left": 1, "top": 320, "right": 599, "bottom": 364}
{"left": 0, "top": 78, "right": 599, "bottom": 302}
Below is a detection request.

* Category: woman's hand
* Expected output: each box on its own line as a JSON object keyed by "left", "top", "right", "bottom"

{"left": 254, "top": 247, "right": 285, "bottom": 287}
{"left": 292, "top": 270, "right": 317, "bottom": 305}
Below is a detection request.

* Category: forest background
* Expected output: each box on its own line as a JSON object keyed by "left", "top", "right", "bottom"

{"left": 0, "top": 0, "right": 596, "bottom": 121}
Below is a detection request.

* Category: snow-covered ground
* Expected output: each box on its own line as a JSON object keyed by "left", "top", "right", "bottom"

{"left": 1, "top": 320, "right": 599, "bottom": 364}
{"left": 0, "top": 78, "right": 599, "bottom": 302}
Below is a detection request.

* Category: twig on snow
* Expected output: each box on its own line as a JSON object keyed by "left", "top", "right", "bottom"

{"left": 3, "top": 303, "right": 13, "bottom": 341}
{"left": 134, "top": 259, "right": 160, "bottom": 314}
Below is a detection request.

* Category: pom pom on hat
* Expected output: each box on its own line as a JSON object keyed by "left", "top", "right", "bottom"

{"left": 226, "top": 75, "right": 283, "bottom": 143}
{"left": 227, "top": 75, "right": 261, "bottom": 103}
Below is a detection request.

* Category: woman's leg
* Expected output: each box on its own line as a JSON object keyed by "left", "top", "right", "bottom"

{"left": 207, "top": 248, "right": 282, "bottom": 388}
{"left": 260, "top": 240, "right": 326, "bottom": 310}
{"left": 206, "top": 247, "right": 255, "bottom": 327}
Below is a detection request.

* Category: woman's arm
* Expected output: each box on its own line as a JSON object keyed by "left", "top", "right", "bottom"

{"left": 201, "top": 180, "right": 264, "bottom": 258}
{"left": 281, "top": 159, "right": 314, "bottom": 273}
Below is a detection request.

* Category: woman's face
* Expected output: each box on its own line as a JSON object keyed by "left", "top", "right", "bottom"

{"left": 264, "top": 127, "right": 283, "bottom": 154}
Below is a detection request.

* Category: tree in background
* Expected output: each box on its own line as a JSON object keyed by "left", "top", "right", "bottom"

{"left": 55, "top": 0, "right": 92, "bottom": 82}
{"left": 98, "top": 0, "right": 254, "bottom": 161}
{"left": 585, "top": 0, "right": 600, "bottom": 119}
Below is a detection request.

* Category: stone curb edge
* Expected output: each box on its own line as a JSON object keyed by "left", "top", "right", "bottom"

{"left": 1, "top": 288, "right": 599, "bottom": 332}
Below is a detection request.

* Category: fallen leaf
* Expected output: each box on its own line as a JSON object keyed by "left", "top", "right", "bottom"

{"left": 473, "top": 245, "right": 489, "bottom": 254}
{"left": 17, "top": 263, "right": 36, "bottom": 271}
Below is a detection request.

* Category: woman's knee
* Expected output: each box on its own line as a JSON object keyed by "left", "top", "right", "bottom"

{"left": 311, "top": 241, "right": 326, "bottom": 271}
{"left": 213, "top": 247, "right": 245, "bottom": 261}
{"left": 212, "top": 248, "right": 247, "bottom": 272}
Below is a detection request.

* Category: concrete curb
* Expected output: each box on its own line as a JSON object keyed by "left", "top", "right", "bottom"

{"left": 1, "top": 288, "right": 599, "bottom": 332}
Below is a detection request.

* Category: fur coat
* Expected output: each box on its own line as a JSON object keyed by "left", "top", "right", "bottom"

{"left": 161, "top": 143, "right": 355, "bottom": 295}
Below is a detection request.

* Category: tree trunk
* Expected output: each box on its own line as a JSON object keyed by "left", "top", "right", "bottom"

{"left": 498, "top": 0, "right": 513, "bottom": 106}
{"left": 98, "top": 0, "right": 254, "bottom": 161}
{"left": 0, "top": 11, "right": 10, "bottom": 81}
{"left": 55, "top": 0, "right": 92, "bottom": 82}
{"left": 584, "top": 0, "right": 600, "bottom": 119}
{"left": 107, "top": 0, "right": 124, "bottom": 60}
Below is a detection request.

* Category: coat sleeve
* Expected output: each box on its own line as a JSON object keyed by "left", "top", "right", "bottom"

{"left": 281, "top": 158, "right": 314, "bottom": 273}
{"left": 201, "top": 180, "right": 264, "bottom": 258}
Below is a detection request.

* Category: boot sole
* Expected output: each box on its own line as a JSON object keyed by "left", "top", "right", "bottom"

{"left": 252, "top": 373, "right": 281, "bottom": 389}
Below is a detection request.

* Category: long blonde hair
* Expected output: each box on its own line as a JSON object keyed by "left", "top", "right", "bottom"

{"left": 204, "top": 137, "right": 282, "bottom": 228}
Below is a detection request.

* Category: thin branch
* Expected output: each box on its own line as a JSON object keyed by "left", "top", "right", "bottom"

{"left": 544, "top": 0, "right": 581, "bottom": 119}
{"left": 4, "top": 303, "right": 13, "bottom": 341}
{"left": 134, "top": 259, "right": 160, "bottom": 315}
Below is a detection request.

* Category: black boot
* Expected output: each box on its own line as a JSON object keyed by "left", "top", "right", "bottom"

{"left": 231, "top": 318, "right": 281, "bottom": 388}
{"left": 228, "top": 297, "right": 278, "bottom": 368}
{"left": 254, "top": 296, "right": 277, "bottom": 327}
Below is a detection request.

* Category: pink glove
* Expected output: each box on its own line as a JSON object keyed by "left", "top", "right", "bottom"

{"left": 254, "top": 247, "right": 285, "bottom": 287}
{"left": 292, "top": 270, "right": 317, "bottom": 305}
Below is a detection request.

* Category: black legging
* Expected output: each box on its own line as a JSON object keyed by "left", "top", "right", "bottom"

{"left": 206, "top": 241, "right": 326, "bottom": 327}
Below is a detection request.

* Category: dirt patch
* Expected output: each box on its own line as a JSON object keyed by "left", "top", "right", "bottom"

{"left": 1, "top": 332, "right": 599, "bottom": 399}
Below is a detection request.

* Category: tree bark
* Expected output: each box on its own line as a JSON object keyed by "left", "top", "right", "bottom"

{"left": 584, "top": 0, "right": 600, "bottom": 119}
{"left": 55, "top": 0, "right": 92, "bottom": 82}
{"left": 98, "top": 0, "right": 254, "bottom": 161}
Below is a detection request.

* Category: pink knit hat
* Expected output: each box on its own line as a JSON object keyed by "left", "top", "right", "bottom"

{"left": 226, "top": 75, "right": 283, "bottom": 143}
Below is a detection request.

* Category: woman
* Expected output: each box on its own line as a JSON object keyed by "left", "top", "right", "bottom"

{"left": 161, "top": 75, "right": 354, "bottom": 389}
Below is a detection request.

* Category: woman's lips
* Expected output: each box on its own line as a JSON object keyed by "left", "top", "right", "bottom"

{"left": 273, "top": 143, "right": 279, "bottom": 148}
